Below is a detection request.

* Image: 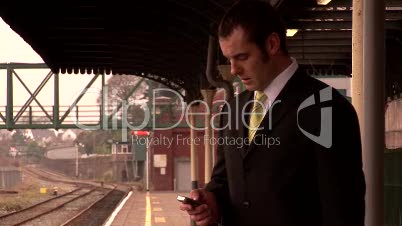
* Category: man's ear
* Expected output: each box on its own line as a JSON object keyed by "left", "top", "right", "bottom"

{"left": 265, "top": 32, "right": 281, "bottom": 56}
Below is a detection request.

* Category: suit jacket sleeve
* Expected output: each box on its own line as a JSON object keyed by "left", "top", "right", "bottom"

{"left": 314, "top": 95, "right": 366, "bottom": 225}
{"left": 205, "top": 103, "right": 230, "bottom": 213}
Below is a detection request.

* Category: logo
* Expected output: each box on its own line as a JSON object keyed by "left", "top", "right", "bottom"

{"left": 297, "top": 86, "right": 332, "bottom": 148}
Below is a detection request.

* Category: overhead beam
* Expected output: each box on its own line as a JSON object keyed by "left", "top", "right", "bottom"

{"left": 297, "top": 59, "right": 350, "bottom": 65}
{"left": 288, "top": 21, "right": 353, "bottom": 29}
{"left": 55, "top": 56, "right": 112, "bottom": 60}
{"left": 48, "top": 36, "right": 107, "bottom": 41}
{"left": 55, "top": 42, "right": 198, "bottom": 53}
{"left": 54, "top": 56, "right": 199, "bottom": 71}
{"left": 327, "top": 0, "right": 402, "bottom": 7}
{"left": 288, "top": 46, "right": 351, "bottom": 53}
{"left": 289, "top": 21, "right": 401, "bottom": 30}
{"left": 56, "top": 50, "right": 196, "bottom": 59}
{"left": 300, "top": 66, "right": 352, "bottom": 76}
{"left": 55, "top": 62, "right": 112, "bottom": 67}
{"left": 300, "top": 68, "right": 351, "bottom": 76}
{"left": 288, "top": 39, "right": 351, "bottom": 47}
{"left": 295, "top": 10, "right": 402, "bottom": 21}
{"left": 291, "top": 53, "right": 351, "bottom": 60}
{"left": 290, "top": 30, "right": 352, "bottom": 40}
{"left": 62, "top": 50, "right": 111, "bottom": 54}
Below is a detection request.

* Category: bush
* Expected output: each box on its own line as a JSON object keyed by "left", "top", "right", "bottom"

{"left": 103, "top": 171, "right": 114, "bottom": 182}
{"left": 0, "top": 202, "right": 23, "bottom": 212}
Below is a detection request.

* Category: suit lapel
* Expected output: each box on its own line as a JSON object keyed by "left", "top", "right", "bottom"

{"left": 243, "top": 69, "right": 307, "bottom": 160}
{"left": 238, "top": 91, "right": 253, "bottom": 158}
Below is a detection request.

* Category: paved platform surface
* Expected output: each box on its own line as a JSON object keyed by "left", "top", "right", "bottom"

{"left": 110, "top": 191, "right": 191, "bottom": 226}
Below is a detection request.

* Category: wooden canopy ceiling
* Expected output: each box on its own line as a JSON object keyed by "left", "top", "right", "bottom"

{"left": 1, "top": 0, "right": 401, "bottom": 100}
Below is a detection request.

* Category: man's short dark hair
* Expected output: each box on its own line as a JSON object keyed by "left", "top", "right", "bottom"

{"left": 218, "top": 0, "right": 288, "bottom": 55}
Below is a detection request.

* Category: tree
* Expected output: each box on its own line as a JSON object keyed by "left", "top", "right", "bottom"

{"left": 75, "top": 130, "right": 117, "bottom": 155}
{"left": 25, "top": 141, "right": 45, "bottom": 162}
{"left": 98, "top": 75, "right": 147, "bottom": 105}
{"left": 96, "top": 75, "right": 149, "bottom": 126}
{"left": 127, "top": 104, "right": 146, "bottom": 126}
{"left": 11, "top": 130, "right": 27, "bottom": 146}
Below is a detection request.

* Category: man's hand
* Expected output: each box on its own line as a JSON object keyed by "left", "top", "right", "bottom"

{"left": 179, "top": 189, "right": 220, "bottom": 226}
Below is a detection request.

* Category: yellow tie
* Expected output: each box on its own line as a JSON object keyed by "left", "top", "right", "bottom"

{"left": 249, "top": 91, "right": 267, "bottom": 141}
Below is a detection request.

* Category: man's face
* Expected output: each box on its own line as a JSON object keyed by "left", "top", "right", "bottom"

{"left": 219, "top": 27, "right": 274, "bottom": 91}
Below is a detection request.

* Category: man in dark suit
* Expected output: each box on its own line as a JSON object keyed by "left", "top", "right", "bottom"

{"left": 180, "top": 1, "right": 365, "bottom": 225}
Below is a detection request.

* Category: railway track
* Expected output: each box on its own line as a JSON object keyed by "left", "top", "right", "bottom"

{"left": 22, "top": 167, "right": 78, "bottom": 187}
{"left": 60, "top": 187, "right": 122, "bottom": 226}
{"left": 22, "top": 166, "right": 110, "bottom": 189}
{"left": 0, "top": 165, "right": 130, "bottom": 226}
{"left": 0, "top": 186, "right": 98, "bottom": 225}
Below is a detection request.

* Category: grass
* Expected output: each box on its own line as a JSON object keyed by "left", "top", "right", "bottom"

{"left": 0, "top": 183, "right": 52, "bottom": 214}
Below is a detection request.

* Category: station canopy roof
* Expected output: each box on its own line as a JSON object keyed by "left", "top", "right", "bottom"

{"left": 1, "top": 0, "right": 401, "bottom": 100}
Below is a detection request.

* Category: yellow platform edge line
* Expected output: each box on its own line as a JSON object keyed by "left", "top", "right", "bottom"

{"left": 145, "top": 192, "right": 152, "bottom": 226}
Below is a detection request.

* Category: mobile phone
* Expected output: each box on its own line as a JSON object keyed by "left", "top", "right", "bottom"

{"left": 177, "top": 195, "right": 202, "bottom": 207}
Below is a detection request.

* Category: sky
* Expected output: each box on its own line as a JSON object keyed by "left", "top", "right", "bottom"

{"left": 0, "top": 18, "right": 112, "bottom": 108}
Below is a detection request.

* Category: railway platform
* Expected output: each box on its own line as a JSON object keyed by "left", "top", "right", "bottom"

{"left": 107, "top": 190, "right": 191, "bottom": 226}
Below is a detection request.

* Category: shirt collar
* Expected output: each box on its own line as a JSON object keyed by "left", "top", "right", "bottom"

{"left": 261, "top": 57, "right": 298, "bottom": 108}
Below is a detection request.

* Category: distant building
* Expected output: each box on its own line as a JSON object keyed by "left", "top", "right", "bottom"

{"left": 23, "top": 129, "right": 35, "bottom": 140}
{"left": 8, "top": 146, "right": 19, "bottom": 158}
{"left": 30, "top": 129, "right": 57, "bottom": 146}
{"left": 61, "top": 129, "right": 77, "bottom": 141}
{"left": 111, "top": 141, "right": 134, "bottom": 182}
{"left": 28, "top": 129, "right": 81, "bottom": 147}
{"left": 0, "top": 166, "right": 21, "bottom": 189}
{"left": 0, "top": 130, "right": 12, "bottom": 141}
{"left": 111, "top": 142, "right": 131, "bottom": 155}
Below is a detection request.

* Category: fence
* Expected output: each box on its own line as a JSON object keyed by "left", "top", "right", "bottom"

{"left": 0, "top": 167, "right": 21, "bottom": 189}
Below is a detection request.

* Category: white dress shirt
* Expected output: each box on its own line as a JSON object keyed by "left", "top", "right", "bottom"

{"left": 256, "top": 57, "right": 299, "bottom": 113}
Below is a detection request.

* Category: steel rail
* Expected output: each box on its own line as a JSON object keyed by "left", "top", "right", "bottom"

{"left": 0, "top": 188, "right": 83, "bottom": 220}
{"left": 60, "top": 186, "right": 117, "bottom": 226}
{"left": 10, "top": 187, "right": 98, "bottom": 226}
